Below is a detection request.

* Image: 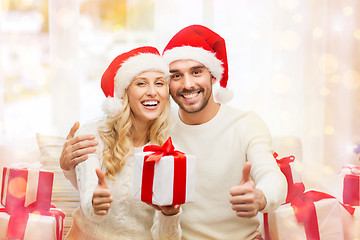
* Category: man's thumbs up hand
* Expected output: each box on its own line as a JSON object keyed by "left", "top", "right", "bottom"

{"left": 240, "top": 162, "right": 252, "bottom": 184}
{"left": 229, "top": 163, "right": 266, "bottom": 218}
{"left": 92, "top": 168, "right": 113, "bottom": 215}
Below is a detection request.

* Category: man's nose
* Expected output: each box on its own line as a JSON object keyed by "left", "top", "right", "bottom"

{"left": 182, "top": 73, "right": 195, "bottom": 89}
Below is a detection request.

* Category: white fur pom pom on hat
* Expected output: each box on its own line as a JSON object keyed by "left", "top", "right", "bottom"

{"left": 102, "top": 97, "right": 123, "bottom": 116}
{"left": 214, "top": 87, "right": 233, "bottom": 104}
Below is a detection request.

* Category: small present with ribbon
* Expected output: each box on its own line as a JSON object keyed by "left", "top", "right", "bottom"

{"left": 263, "top": 182, "right": 355, "bottom": 240}
{"left": 0, "top": 207, "right": 65, "bottom": 240}
{"left": 0, "top": 163, "right": 64, "bottom": 240}
{"left": 341, "top": 164, "right": 360, "bottom": 206}
{"left": 1, "top": 163, "right": 54, "bottom": 212}
{"left": 133, "top": 137, "right": 196, "bottom": 206}
{"left": 273, "top": 152, "right": 302, "bottom": 203}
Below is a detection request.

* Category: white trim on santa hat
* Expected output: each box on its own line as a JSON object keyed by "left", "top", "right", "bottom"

{"left": 162, "top": 46, "right": 224, "bottom": 83}
{"left": 114, "top": 53, "right": 169, "bottom": 99}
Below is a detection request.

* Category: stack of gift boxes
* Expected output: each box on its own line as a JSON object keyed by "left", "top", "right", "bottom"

{"left": 263, "top": 152, "right": 358, "bottom": 240}
{"left": 0, "top": 164, "right": 65, "bottom": 240}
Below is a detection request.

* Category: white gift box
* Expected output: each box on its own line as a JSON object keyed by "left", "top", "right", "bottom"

{"left": 267, "top": 198, "right": 345, "bottom": 240}
{"left": 341, "top": 206, "right": 360, "bottom": 240}
{"left": 133, "top": 151, "right": 196, "bottom": 206}
{"left": 0, "top": 211, "right": 62, "bottom": 240}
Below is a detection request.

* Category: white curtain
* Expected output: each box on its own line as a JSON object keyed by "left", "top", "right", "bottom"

{"left": 208, "top": 0, "right": 359, "bottom": 193}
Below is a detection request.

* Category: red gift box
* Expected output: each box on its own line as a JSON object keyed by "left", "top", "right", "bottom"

{"left": 133, "top": 137, "right": 196, "bottom": 206}
{"left": 1, "top": 166, "right": 54, "bottom": 211}
{"left": 341, "top": 164, "right": 360, "bottom": 206}
{"left": 1, "top": 165, "right": 59, "bottom": 239}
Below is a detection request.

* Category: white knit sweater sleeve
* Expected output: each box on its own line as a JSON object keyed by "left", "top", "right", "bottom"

{"left": 62, "top": 169, "right": 78, "bottom": 189}
{"left": 151, "top": 207, "right": 182, "bottom": 240}
{"left": 74, "top": 122, "right": 107, "bottom": 222}
{"left": 243, "top": 112, "right": 287, "bottom": 212}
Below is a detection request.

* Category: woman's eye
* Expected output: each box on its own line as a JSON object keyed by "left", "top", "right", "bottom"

{"left": 136, "top": 82, "right": 145, "bottom": 86}
{"left": 156, "top": 81, "right": 165, "bottom": 86}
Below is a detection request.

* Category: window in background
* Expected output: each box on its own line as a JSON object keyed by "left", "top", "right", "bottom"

{"left": 0, "top": 0, "right": 51, "bottom": 139}
{"left": 0, "top": 0, "right": 157, "bottom": 139}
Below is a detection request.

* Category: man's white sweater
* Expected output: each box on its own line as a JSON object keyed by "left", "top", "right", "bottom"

{"left": 169, "top": 104, "right": 287, "bottom": 240}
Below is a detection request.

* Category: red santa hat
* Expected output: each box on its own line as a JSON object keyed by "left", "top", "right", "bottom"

{"left": 101, "top": 46, "right": 169, "bottom": 116}
{"left": 162, "top": 25, "right": 233, "bottom": 103}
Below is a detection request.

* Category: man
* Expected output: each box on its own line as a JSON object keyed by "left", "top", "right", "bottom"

{"left": 61, "top": 25, "right": 287, "bottom": 240}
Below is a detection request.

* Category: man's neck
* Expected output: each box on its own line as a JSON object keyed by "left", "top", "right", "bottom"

{"left": 178, "top": 99, "right": 221, "bottom": 125}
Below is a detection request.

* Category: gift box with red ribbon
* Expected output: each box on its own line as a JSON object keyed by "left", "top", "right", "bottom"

{"left": 273, "top": 152, "right": 302, "bottom": 203}
{"left": 341, "top": 164, "right": 360, "bottom": 206}
{"left": 0, "top": 207, "right": 65, "bottom": 240}
{"left": 133, "top": 137, "right": 196, "bottom": 206}
{"left": 0, "top": 165, "right": 65, "bottom": 240}
{"left": 1, "top": 165, "right": 54, "bottom": 211}
{"left": 263, "top": 183, "right": 355, "bottom": 240}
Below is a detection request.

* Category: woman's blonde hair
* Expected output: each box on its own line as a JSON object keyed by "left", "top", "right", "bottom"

{"left": 98, "top": 89, "right": 171, "bottom": 179}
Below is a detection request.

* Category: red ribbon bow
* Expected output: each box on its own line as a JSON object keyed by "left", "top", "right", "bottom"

{"left": 273, "top": 152, "right": 296, "bottom": 203}
{"left": 143, "top": 137, "right": 184, "bottom": 162}
{"left": 141, "top": 137, "right": 187, "bottom": 205}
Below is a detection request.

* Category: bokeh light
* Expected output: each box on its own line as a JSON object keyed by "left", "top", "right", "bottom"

{"left": 342, "top": 69, "right": 360, "bottom": 90}
{"left": 313, "top": 27, "right": 324, "bottom": 39}
{"left": 342, "top": 6, "right": 353, "bottom": 16}
{"left": 323, "top": 165, "right": 334, "bottom": 175}
{"left": 318, "top": 54, "right": 338, "bottom": 75}
{"left": 330, "top": 74, "right": 340, "bottom": 84}
{"left": 320, "top": 87, "right": 330, "bottom": 97}
{"left": 354, "top": 30, "right": 360, "bottom": 40}
{"left": 8, "top": 177, "right": 27, "bottom": 199}
{"left": 324, "top": 125, "right": 335, "bottom": 135}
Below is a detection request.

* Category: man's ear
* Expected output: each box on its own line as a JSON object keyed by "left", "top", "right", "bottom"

{"left": 211, "top": 76, "right": 217, "bottom": 84}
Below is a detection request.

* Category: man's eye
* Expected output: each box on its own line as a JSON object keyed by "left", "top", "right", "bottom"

{"left": 193, "top": 70, "right": 201, "bottom": 75}
{"left": 171, "top": 74, "right": 181, "bottom": 79}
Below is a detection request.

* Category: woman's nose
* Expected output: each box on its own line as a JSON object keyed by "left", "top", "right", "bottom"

{"left": 146, "top": 84, "right": 157, "bottom": 96}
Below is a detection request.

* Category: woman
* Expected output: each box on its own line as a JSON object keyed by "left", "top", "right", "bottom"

{"left": 65, "top": 46, "right": 181, "bottom": 240}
